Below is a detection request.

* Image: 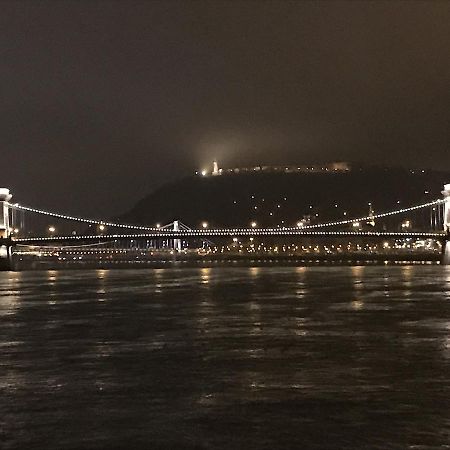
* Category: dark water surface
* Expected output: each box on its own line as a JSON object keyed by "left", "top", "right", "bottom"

{"left": 1, "top": 266, "right": 450, "bottom": 449}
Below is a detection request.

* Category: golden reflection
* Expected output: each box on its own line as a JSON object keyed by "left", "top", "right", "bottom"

{"left": 444, "top": 266, "right": 450, "bottom": 283}
{"left": 443, "top": 323, "right": 450, "bottom": 358}
{"left": 400, "top": 266, "right": 414, "bottom": 298}
{"left": 351, "top": 299, "right": 364, "bottom": 310}
{"left": 96, "top": 268, "right": 109, "bottom": 279}
{"left": 247, "top": 299, "right": 262, "bottom": 336}
{"left": 249, "top": 321, "right": 264, "bottom": 336}
{"left": 200, "top": 267, "right": 211, "bottom": 285}
{"left": 351, "top": 266, "right": 364, "bottom": 276}
{"left": 296, "top": 287, "right": 308, "bottom": 299}
{"left": 153, "top": 269, "right": 164, "bottom": 293}
{"left": 96, "top": 269, "right": 109, "bottom": 300}
{"left": 295, "top": 266, "right": 307, "bottom": 298}
{"left": 351, "top": 266, "right": 365, "bottom": 291}
{"left": 94, "top": 341, "right": 114, "bottom": 358}
{"left": 0, "top": 271, "right": 22, "bottom": 316}
{"left": 48, "top": 291, "right": 57, "bottom": 305}
{"left": 401, "top": 265, "right": 413, "bottom": 281}
{"left": 154, "top": 268, "right": 164, "bottom": 280}
{"left": 249, "top": 267, "right": 260, "bottom": 277}
{"left": 197, "top": 316, "right": 210, "bottom": 326}
{"left": 46, "top": 270, "right": 59, "bottom": 304}
{"left": 9, "top": 272, "right": 23, "bottom": 284}
{"left": 47, "top": 269, "right": 59, "bottom": 283}
{"left": 294, "top": 317, "right": 308, "bottom": 336}
{"left": 196, "top": 266, "right": 216, "bottom": 334}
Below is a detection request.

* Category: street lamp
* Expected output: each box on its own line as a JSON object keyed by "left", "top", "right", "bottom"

{"left": 401, "top": 220, "right": 411, "bottom": 229}
{"left": 251, "top": 221, "right": 257, "bottom": 228}
{"left": 202, "top": 222, "right": 208, "bottom": 229}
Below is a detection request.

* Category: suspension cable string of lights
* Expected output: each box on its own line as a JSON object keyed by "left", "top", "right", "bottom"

{"left": 9, "top": 198, "right": 445, "bottom": 234}
{"left": 9, "top": 203, "right": 160, "bottom": 231}
{"left": 15, "top": 241, "right": 115, "bottom": 249}
{"left": 295, "top": 198, "right": 445, "bottom": 230}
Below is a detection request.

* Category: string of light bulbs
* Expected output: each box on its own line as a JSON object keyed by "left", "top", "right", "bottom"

{"left": 10, "top": 198, "right": 445, "bottom": 234}
{"left": 10, "top": 203, "right": 160, "bottom": 231}
{"left": 297, "top": 198, "right": 445, "bottom": 230}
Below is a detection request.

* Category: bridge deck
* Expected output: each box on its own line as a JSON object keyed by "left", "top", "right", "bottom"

{"left": 13, "top": 230, "right": 447, "bottom": 245}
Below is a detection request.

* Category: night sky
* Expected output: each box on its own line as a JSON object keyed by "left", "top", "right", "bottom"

{"left": 1, "top": 1, "right": 449, "bottom": 216}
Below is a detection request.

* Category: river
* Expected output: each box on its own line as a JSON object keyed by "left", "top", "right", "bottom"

{"left": 1, "top": 266, "right": 449, "bottom": 449}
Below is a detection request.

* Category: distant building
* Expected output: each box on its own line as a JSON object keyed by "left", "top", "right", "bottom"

{"left": 225, "top": 162, "right": 351, "bottom": 175}
{"left": 198, "top": 161, "right": 351, "bottom": 177}
{"left": 329, "top": 162, "right": 351, "bottom": 171}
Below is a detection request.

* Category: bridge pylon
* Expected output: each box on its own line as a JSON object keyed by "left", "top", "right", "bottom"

{"left": 173, "top": 220, "right": 182, "bottom": 252}
{"left": 0, "top": 188, "right": 12, "bottom": 239}
{"left": 441, "top": 184, "right": 450, "bottom": 265}
{"left": 443, "top": 184, "right": 450, "bottom": 232}
{"left": 0, "top": 188, "right": 14, "bottom": 271}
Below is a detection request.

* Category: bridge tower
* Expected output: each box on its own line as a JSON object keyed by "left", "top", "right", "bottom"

{"left": 0, "top": 188, "right": 14, "bottom": 271}
{"left": 0, "top": 188, "right": 12, "bottom": 238}
{"left": 173, "top": 220, "right": 182, "bottom": 252}
{"left": 441, "top": 184, "right": 450, "bottom": 264}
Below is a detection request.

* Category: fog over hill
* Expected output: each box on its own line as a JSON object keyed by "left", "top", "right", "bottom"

{"left": 121, "top": 167, "right": 450, "bottom": 229}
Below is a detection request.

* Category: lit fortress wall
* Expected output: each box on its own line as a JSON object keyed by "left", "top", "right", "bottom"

{"left": 199, "top": 161, "right": 351, "bottom": 177}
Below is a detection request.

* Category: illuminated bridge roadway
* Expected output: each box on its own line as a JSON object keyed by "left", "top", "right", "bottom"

{"left": 1, "top": 183, "right": 450, "bottom": 268}
{"left": 13, "top": 229, "right": 447, "bottom": 244}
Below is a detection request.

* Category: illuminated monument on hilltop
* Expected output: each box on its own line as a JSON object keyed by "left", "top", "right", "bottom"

{"left": 212, "top": 160, "right": 220, "bottom": 176}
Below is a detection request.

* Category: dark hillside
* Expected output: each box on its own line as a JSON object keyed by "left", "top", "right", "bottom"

{"left": 121, "top": 167, "right": 450, "bottom": 228}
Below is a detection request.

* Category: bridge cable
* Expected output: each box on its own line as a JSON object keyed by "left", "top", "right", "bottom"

{"left": 10, "top": 204, "right": 160, "bottom": 231}
{"left": 297, "top": 199, "right": 445, "bottom": 230}
{"left": 9, "top": 198, "right": 445, "bottom": 235}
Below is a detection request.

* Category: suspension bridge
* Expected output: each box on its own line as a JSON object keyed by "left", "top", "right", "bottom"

{"left": 1, "top": 184, "right": 450, "bottom": 270}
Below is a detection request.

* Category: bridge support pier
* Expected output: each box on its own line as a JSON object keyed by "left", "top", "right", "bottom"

{"left": 0, "top": 238, "right": 14, "bottom": 271}
{"left": 0, "top": 188, "right": 17, "bottom": 270}
{"left": 441, "top": 233, "right": 450, "bottom": 265}
{"left": 0, "top": 188, "right": 14, "bottom": 270}
{"left": 442, "top": 184, "right": 450, "bottom": 265}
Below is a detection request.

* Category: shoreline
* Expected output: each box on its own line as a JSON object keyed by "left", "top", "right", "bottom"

{"left": 12, "top": 252, "right": 441, "bottom": 270}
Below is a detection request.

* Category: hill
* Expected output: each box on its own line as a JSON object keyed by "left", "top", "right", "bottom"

{"left": 121, "top": 167, "right": 450, "bottom": 229}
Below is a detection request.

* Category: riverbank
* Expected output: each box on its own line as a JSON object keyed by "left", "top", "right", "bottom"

{"left": 13, "top": 251, "right": 440, "bottom": 270}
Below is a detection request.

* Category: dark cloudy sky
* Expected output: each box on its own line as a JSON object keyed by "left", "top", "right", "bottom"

{"left": 1, "top": 0, "right": 449, "bottom": 216}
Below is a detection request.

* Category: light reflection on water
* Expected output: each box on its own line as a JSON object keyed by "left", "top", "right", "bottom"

{"left": 0, "top": 266, "right": 450, "bottom": 449}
